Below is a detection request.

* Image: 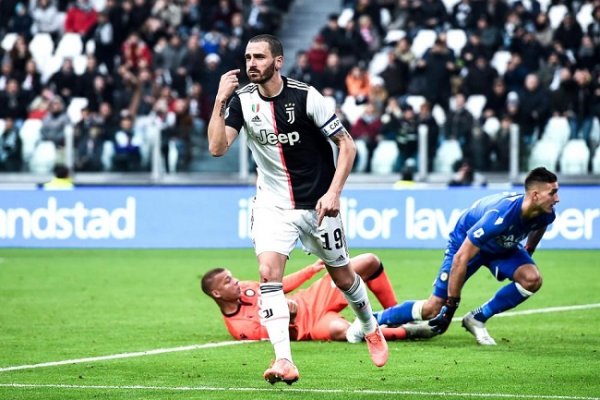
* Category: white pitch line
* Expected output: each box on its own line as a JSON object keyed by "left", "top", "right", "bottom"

{"left": 451, "top": 302, "right": 600, "bottom": 322}
{"left": 1, "top": 302, "right": 599, "bottom": 374}
{"left": 0, "top": 340, "right": 255, "bottom": 373}
{"left": 0, "top": 383, "right": 598, "bottom": 400}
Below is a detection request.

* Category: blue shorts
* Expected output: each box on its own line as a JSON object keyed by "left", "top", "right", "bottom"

{"left": 432, "top": 248, "right": 535, "bottom": 299}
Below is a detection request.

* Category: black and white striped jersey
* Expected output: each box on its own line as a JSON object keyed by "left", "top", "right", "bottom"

{"left": 225, "top": 77, "right": 344, "bottom": 210}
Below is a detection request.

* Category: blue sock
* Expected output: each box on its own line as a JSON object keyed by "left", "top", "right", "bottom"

{"left": 375, "top": 301, "right": 416, "bottom": 326}
{"left": 473, "top": 282, "right": 528, "bottom": 323}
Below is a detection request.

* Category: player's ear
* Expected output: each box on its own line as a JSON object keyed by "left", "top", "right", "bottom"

{"left": 211, "top": 289, "right": 222, "bottom": 299}
{"left": 275, "top": 56, "right": 283, "bottom": 71}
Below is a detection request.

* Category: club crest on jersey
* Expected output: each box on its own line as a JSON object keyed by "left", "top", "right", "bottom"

{"left": 285, "top": 103, "right": 295, "bottom": 124}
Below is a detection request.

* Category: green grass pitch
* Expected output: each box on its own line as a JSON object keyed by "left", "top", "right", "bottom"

{"left": 0, "top": 248, "right": 599, "bottom": 400}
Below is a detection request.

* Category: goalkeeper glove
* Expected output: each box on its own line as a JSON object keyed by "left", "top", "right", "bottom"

{"left": 428, "top": 296, "right": 460, "bottom": 334}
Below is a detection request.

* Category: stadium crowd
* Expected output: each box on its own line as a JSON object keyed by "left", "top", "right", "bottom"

{"left": 0, "top": 0, "right": 599, "bottom": 176}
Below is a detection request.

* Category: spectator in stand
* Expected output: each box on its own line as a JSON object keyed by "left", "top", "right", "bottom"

{"left": 0, "top": 60, "right": 20, "bottom": 91}
{"left": 112, "top": 114, "right": 141, "bottom": 171}
{"left": 180, "top": 33, "right": 206, "bottom": 83}
{"left": 87, "top": 10, "right": 116, "bottom": 74}
{"left": 417, "top": 101, "right": 440, "bottom": 172}
{"left": 394, "top": 103, "right": 419, "bottom": 172}
{"left": 104, "top": 0, "right": 129, "bottom": 47}
{"left": 121, "top": 32, "right": 153, "bottom": 73}
{"left": 48, "top": 58, "right": 78, "bottom": 103}
{"left": 246, "top": 0, "right": 280, "bottom": 36}
{"left": 489, "top": 115, "right": 512, "bottom": 172}
{"left": 320, "top": 13, "right": 344, "bottom": 55}
{"left": 483, "top": 78, "right": 509, "bottom": 120}
{"left": 517, "top": 73, "right": 551, "bottom": 142}
{"left": 96, "top": 101, "right": 119, "bottom": 141}
{"left": 0, "top": 78, "right": 29, "bottom": 122}
{"left": 41, "top": 97, "right": 70, "bottom": 155}
{"left": 511, "top": 30, "right": 545, "bottom": 73}
{"left": 538, "top": 51, "right": 566, "bottom": 90}
{"left": 576, "top": 35, "right": 599, "bottom": 72}
{"left": 135, "top": 67, "right": 157, "bottom": 116}
{"left": 31, "top": 0, "right": 63, "bottom": 41}
{"left": 550, "top": 68, "right": 576, "bottom": 119}
{"left": 532, "top": 12, "right": 553, "bottom": 50}
{"left": 379, "top": 48, "right": 410, "bottom": 99}
{"left": 345, "top": 62, "right": 371, "bottom": 104}
{"left": 7, "top": 34, "right": 31, "bottom": 73}
{"left": 287, "top": 51, "right": 317, "bottom": 87}
{"left": 161, "top": 97, "right": 193, "bottom": 172}
{"left": 393, "top": 37, "right": 416, "bottom": 71}
{"left": 337, "top": 18, "right": 368, "bottom": 67}
{"left": 200, "top": 53, "right": 224, "bottom": 104}
{"left": 75, "top": 124, "right": 104, "bottom": 172}
{"left": 445, "top": 92, "right": 475, "bottom": 157}
{"left": 27, "top": 87, "right": 55, "bottom": 120}
{"left": 77, "top": 56, "right": 101, "bottom": 103}
{"left": 463, "top": 55, "right": 498, "bottom": 98}
{"left": 417, "top": 38, "right": 457, "bottom": 113}
{"left": 8, "top": 2, "right": 33, "bottom": 40}
{"left": 86, "top": 75, "right": 114, "bottom": 113}
{"left": 419, "top": 0, "right": 449, "bottom": 32}
{"left": 553, "top": 13, "right": 584, "bottom": 54}
{"left": 318, "top": 53, "right": 347, "bottom": 104}
{"left": 352, "top": 0, "right": 384, "bottom": 37}
{"left": 475, "top": 15, "right": 502, "bottom": 58}
{"left": 0, "top": 117, "right": 22, "bottom": 172}
{"left": 64, "top": 0, "right": 97, "bottom": 35}
{"left": 451, "top": 0, "right": 478, "bottom": 32}
{"left": 351, "top": 102, "right": 382, "bottom": 173}
{"left": 20, "top": 59, "right": 42, "bottom": 102}
{"left": 305, "top": 35, "right": 329, "bottom": 82}
{"left": 210, "top": 0, "right": 240, "bottom": 33}
{"left": 129, "top": 0, "right": 151, "bottom": 32}
{"left": 504, "top": 52, "right": 528, "bottom": 93}
{"left": 460, "top": 31, "right": 487, "bottom": 68}
{"left": 0, "top": 0, "right": 18, "bottom": 38}
{"left": 569, "top": 69, "right": 595, "bottom": 149}
{"left": 151, "top": 0, "right": 182, "bottom": 29}
{"left": 589, "top": 6, "right": 600, "bottom": 47}
{"left": 356, "top": 14, "right": 381, "bottom": 59}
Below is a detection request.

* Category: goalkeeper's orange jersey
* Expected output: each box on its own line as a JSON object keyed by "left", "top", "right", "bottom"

{"left": 221, "top": 265, "right": 348, "bottom": 341}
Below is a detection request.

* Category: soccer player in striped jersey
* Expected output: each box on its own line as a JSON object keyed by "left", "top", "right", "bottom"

{"left": 207, "top": 34, "right": 387, "bottom": 384}
{"left": 375, "top": 167, "right": 560, "bottom": 345}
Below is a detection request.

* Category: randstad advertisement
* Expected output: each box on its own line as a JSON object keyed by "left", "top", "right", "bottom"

{"left": 0, "top": 186, "right": 598, "bottom": 249}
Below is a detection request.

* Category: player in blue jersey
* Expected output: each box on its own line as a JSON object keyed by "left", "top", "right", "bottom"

{"left": 375, "top": 167, "right": 560, "bottom": 345}
{"left": 207, "top": 34, "right": 387, "bottom": 385}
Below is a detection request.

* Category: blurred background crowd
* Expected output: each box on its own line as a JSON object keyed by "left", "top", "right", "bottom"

{"left": 0, "top": 0, "right": 599, "bottom": 179}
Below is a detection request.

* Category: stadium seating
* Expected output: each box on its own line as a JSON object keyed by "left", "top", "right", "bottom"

{"left": 490, "top": 50, "right": 512, "bottom": 76}
{"left": 54, "top": 33, "right": 84, "bottom": 59}
{"left": 548, "top": 4, "right": 569, "bottom": 29}
{"left": 67, "top": 97, "right": 89, "bottom": 125}
{"left": 405, "top": 95, "right": 426, "bottom": 112}
{"left": 384, "top": 29, "right": 406, "bottom": 45}
{"left": 19, "top": 119, "right": 43, "bottom": 164}
{"left": 528, "top": 139, "right": 561, "bottom": 171}
{"left": 465, "top": 94, "right": 486, "bottom": 120}
{"left": 433, "top": 139, "right": 462, "bottom": 173}
{"left": 559, "top": 139, "right": 590, "bottom": 175}
{"left": 576, "top": 3, "right": 594, "bottom": 30}
{"left": 592, "top": 147, "right": 600, "bottom": 175}
{"left": 1, "top": 32, "right": 17, "bottom": 52}
{"left": 28, "top": 33, "right": 54, "bottom": 67}
{"left": 0, "top": 119, "right": 5, "bottom": 135}
{"left": 542, "top": 116, "right": 570, "bottom": 148}
{"left": 446, "top": 29, "right": 467, "bottom": 57}
{"left": 411, "top": 29, "right": 436, "bottom": 59}
{"left": 354, "top": 139, "right": 369, "bottom": 173}
{"left": 370, "top": 140, "right": 399, "bottom": 174}
{"left": 432, "top": 104, "right": 446, "bottom": 126}
{"left": 29, "top": 140, "right": 57, "bottom": 173}
{"left": 101, "top": 140, "right": 115, "bottom": 171}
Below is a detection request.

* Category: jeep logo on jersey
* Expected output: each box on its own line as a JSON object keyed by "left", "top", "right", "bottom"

{"left": 285, "top": 103, "right": 295, "bottom": 123}
{"left": 256, "top": 129, "right": 300, "bottom": 146}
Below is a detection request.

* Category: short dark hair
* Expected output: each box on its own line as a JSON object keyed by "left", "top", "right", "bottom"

{"left": 53, "top": 163, "right": 70, "bottom": 179}
{"left": 201, "top": 268, "right": 225, "bottom": 297}
{"left": 248, "top": 34, "right": 284, "bottom": 57}
{"left": 525, "top": 167, "right": 557, "bottom": 190}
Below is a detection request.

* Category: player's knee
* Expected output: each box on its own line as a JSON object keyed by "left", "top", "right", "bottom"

{"left": 516, "top": 266, "right": 542, "bottom": 293}
{"left": 520, "top": 272, "right": 542, "bottom": 293}
{"left": 330, "top": 321, "right": 349, "bottom": 341}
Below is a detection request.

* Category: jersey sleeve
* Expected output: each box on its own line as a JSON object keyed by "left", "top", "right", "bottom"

{"left": 224, "top": 93, "right": 243, "bottom": 132}
{"left": 306, "top": 86, "right": 344, "bottom": 138}
{"left": 467, "top": 209, "right": 506, "bottom": 248}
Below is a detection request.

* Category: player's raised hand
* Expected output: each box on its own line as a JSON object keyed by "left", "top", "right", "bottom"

{"left": 428, "top": 297, "right": 460, "bottom": 334}
{"left": 217, "top": 69, "right": 241, "bottom": 99}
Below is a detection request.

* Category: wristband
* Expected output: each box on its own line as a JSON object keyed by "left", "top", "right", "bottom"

{"left": 446, "top": 296, "right": 460, "bottom": 308}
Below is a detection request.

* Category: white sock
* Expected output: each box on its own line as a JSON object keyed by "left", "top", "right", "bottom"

{"left": 342, "top": 275, "right": 377, "bottom": 334}
{"left": 259, "top": 283, "right": 292, "bottom": 361}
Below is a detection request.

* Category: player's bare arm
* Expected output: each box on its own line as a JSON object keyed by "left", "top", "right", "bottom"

{"left": 447, "top": 237, "right": 480, "bottom": 298}
{"left": 316, "top": 128, "right": 356, "bottom": 225}
{"left": 524, "top": 227, "right": 547, "bottom": 254}
{"left": 208, "top": 69, "right": 240, "bottom": 157}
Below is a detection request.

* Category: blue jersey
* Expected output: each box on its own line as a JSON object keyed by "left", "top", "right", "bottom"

{"left": 448, "top": 193, "right": 556, "bottom": 255}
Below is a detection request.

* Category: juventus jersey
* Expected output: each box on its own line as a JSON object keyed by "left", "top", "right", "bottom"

{"left": 225, "top": 77, "right": 344, "bottom": 210}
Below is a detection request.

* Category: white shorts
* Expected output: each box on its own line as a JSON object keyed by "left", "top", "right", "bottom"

{"left": 251, "top": 200, "right": 350, "bottom": 267}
